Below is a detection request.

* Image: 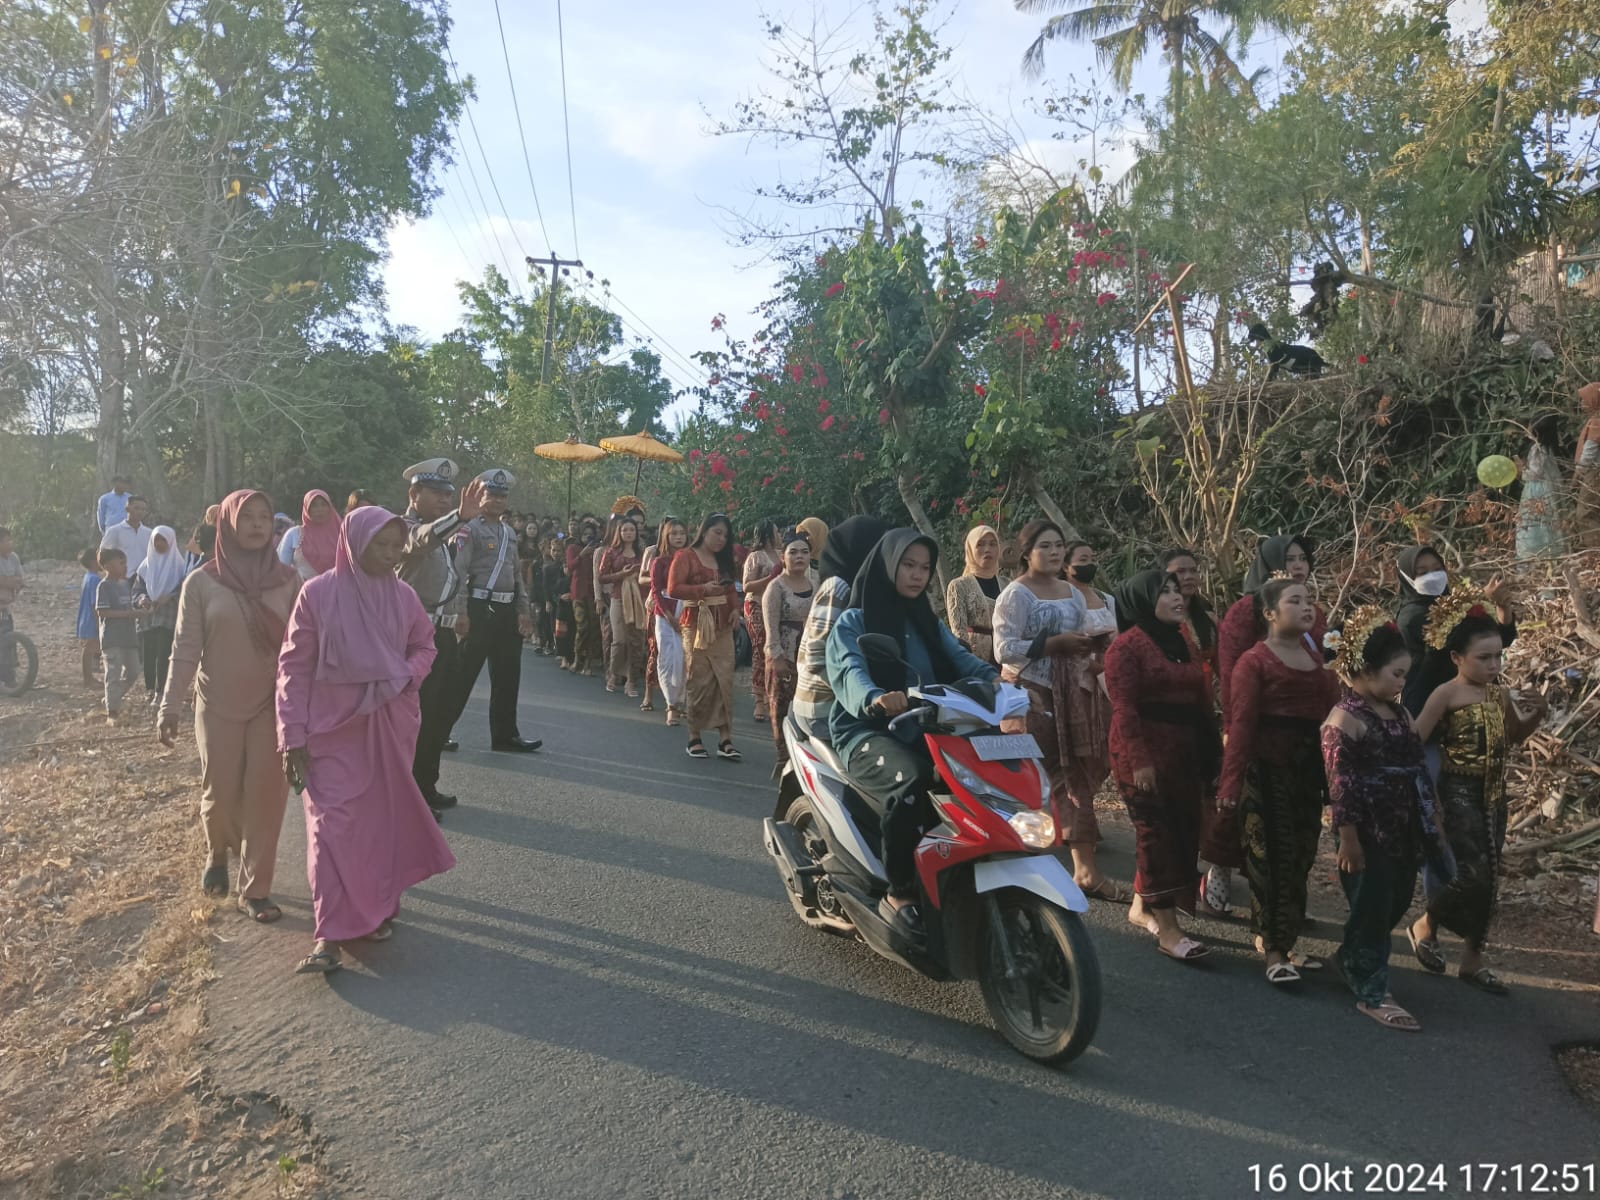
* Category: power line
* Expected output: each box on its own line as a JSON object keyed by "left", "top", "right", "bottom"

{"left": 554, "top": 0, "right": 581, "bottom": 257}
{"left": 491, "top": 0, "right": 555, "bottom": 257}
{"left": 603, "top": 287, "right": 710, "bottom": 386}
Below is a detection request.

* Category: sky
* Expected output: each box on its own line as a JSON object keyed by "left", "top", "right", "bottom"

{"left": 380, "top": 0, "right": 1167, "bottom": 399}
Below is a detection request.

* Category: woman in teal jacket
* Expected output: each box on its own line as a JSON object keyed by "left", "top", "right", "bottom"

{"left": 826, "top": 528, "right": 996, "bottom": 927}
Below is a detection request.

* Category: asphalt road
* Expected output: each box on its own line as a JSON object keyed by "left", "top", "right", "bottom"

{"left": 208, "top": 651, "right": 1599, "bottom": 1200}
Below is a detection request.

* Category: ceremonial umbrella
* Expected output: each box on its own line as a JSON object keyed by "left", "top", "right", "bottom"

{"left": 534, "top": 436, "right": 608, "bottom": 521}
{"left": 599, "top": 429, "right": 684, "bottom": 492}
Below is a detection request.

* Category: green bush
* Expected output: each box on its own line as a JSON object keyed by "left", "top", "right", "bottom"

{"left": 11, "top": 506, "right": 91, "bottom": 562}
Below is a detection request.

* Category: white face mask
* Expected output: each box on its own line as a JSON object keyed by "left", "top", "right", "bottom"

{"left": 1403, "top": 569, "right": 1449, "bottom": 597}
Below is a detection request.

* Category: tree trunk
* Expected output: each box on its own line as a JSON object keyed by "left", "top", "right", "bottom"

{"left": 91, "top": 0, "right": 122, "bottom": 488}
{"left": 1023, "top": 470, "right": 1080, "bottom": 542}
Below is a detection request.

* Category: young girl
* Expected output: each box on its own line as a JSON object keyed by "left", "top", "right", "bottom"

{"left": 650, "top": 518, "right": 689, "bottom": 725}
{"left": 1321, "top": 607, "right": 1448, "bottom": 1032}
{"left": 761, "top": 530, "right": 814, "bottom": 759}
{"left": 132, "top": 525, "right": 188, "bottom": 704}
{"left": 76, "top": 548, "right": 103, "bottom": 687}
{"left": 1217, "top": 577, "right": 1341, "bottom": 985}
{"left": 1408, "top": 595, "right": 1547, "bottom": 994}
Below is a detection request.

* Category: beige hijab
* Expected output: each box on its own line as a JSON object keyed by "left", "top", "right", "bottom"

{"left": 962, "top": 525, "right": 1001, "bottom": 578}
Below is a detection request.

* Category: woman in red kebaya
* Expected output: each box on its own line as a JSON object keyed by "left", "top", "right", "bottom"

{"left": 1105, "top": 570, "right": 1220, "bottom": 962}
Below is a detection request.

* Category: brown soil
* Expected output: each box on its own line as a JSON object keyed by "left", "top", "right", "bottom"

{"left": 0, "top": 566, "right": 332, "bottom": 1199}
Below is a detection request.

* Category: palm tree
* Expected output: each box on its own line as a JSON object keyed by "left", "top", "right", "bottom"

{"left": 1016, "top": 0, "right": 1269, "bottom": 126}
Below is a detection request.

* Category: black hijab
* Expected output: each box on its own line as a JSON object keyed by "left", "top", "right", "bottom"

{"left": 819, "top": 515, "right": 889, "bottom": 586}
{"left": 849, "top": 528, "right": 954, "bottom": 692}
{"left": 1241, "top": 534, "right": 1315, "bottom": 593}
{"left": 1115, "top": 570, "right": 1191, "bottom": 663}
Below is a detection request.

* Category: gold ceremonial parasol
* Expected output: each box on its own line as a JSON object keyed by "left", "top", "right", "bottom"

{"left": 535, "top": 436, "right": 608, "bottom": 520}
{"left": 600, "top": 430, "right": 684, "bottom": 491}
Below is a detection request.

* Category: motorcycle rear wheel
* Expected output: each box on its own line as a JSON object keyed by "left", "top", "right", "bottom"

{"left": 783, "top": 796, "right": 853, "bottom": 934}
{"left": 0, "top": 632, "right": 38, "bottom": 698}
{"left": 978, "top": 891, "right": 1101, "bottom": 1065}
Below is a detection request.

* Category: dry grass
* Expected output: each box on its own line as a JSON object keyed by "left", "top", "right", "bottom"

{"left": 0, "top": 566, "right": 331, "bottom": 1199}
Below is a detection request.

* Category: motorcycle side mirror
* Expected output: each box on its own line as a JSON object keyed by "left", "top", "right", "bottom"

{"left": 857, "top": 633, "right": 905, "bottom": 666}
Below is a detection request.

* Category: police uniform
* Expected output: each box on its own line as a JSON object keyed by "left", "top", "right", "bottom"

{"left": 396, "top": 458, "right": 470, "bottom": 812}
{"left": 449, "top": 469, "right": 541, "bottom": 752}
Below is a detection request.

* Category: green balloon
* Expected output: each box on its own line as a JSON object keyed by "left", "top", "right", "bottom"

{"left": 1476, "top": 454, "right": 1518, "bottom": 489}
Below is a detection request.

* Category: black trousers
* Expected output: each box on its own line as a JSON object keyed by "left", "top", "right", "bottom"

{"left": 414, "top": 624, "right": 461, "bottom": 798}
{"left": 142, "top": 626, "right": 173, "bottom": 695}
{"left": 839, "top": 731, "right": 936, "bottom": 898}
{"left": 452, "top": 599, "right": 525, "bottom": 743}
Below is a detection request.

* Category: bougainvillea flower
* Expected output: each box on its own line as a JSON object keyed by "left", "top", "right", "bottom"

{"left": 820, "top": 414, "right": 836, "bottom": 431}
{"left": 824, "top": 282, "right": 845, "bottom": 298}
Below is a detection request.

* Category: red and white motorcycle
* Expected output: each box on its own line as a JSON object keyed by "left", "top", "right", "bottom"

{"left": 764, "top": 634, "right": 1102, "bottom": 1064}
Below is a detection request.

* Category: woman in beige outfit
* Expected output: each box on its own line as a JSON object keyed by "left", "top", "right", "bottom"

{"left": 944, "top": 525, "right": 1007, "bottom": 663}
{"left": 158, "top": 490, "right": 300, "bottom": 923}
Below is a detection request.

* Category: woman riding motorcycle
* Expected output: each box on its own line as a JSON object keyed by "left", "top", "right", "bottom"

{"left": 825, "top": 529, "right": 998, "bottom": 928}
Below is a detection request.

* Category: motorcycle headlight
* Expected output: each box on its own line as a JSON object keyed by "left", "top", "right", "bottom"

{"left": 1008, "top": 809, "right": 1057, "bottom": 849}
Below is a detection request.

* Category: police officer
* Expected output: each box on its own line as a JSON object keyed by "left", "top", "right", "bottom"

{"left": 448, "top": 469, "right": 542, "bottom": 753}
{"left": 396, "top": 458, "right": 484, "bottom": 817}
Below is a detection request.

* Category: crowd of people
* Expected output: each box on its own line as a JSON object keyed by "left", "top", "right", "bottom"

{"left": 29, "top": 425, "right": 1587, "bottom": 1005}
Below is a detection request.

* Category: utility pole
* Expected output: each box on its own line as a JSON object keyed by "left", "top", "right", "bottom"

{"left": 528, "top": 253, "right": 584, "bottom": 385}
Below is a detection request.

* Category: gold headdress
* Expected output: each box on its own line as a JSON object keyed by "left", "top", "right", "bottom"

{"left": 611, "top": 494, "right": 645, "bottom": 517}
{"left": 1329, "top": 604, "right": 1397, "bottom": 681}
{"left": 1423, "top": 591, "right": 1493, "bottom": 651}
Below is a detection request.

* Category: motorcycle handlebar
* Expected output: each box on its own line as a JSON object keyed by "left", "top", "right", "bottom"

{"left": 887, "top": 704, "right": 933, "bottom": 731}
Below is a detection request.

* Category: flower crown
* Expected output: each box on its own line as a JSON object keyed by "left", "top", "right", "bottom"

{"left": 611, "top": 494, "right": 645, "bottom": 517}
{"left": 1423, "top": 592, "right": 1492, "bottom": 651}
{"left": 1330, "top": 605, "right": 1398, "bottom": 680}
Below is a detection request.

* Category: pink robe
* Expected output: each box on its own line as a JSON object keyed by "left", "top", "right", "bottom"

{"left": 275, "top": 569, "right": 455, "bottom": 941}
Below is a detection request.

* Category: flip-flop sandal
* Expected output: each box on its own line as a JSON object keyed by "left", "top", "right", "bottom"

{"left": 1357, "top": 999, "right": 1421, "bottom": 1031}
{"left": 717, "top": 741, "right": 743, "bottom": 762}
{"left": 239, "top": 896, "right": 282, "bottom": 924}
{"left": 201, "top": 865, "right": 229, "bottom": 899}
{"left": 1081, "top": 877, "right": 1132, "bottom": 904}
{"left": 1460, "top": 967, "right": 1508, "bottom": 995}
{"left": 686, "top": 739, "right": 709, "bottom": 759}
{"left": 1202, "top": 866, "right": 1231, "bottom": 913}
{"left": 294, "top": 949, "right": 341, "bottom": 975}
{"left": 1407, "top": 926, "right": 1448, "bottom": 974}
{"left": 363, "top": 921, "right": 394, "bottom": 942}
{"left": 639, "top": 701, "right": 656, "bottom": 712}
{"left": 1287, "top": 952, "right": 1326, "bottom": 971}
{"left": 1157, "top": 937, "right": 1210, "bottom": 962}
{"left": 1266, "top": 961, "right": 1302, "bottom": 985}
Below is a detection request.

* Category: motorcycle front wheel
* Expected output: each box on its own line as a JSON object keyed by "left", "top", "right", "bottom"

{"left": 977, "top": 891, "right": 1101, "bottom": 1065}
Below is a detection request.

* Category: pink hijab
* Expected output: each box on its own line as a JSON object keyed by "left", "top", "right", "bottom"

{"left": 203, "top": 490, "right": 297, "bottom": 655}
{"left": 311, "top": 505, "right": 417, "bottom": 710}
{"left": 299, "top": 489, "right": 340, "bottom": 575}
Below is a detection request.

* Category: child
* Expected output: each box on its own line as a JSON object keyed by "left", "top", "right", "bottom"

{"left": 1408, "top": 593, "right": 1547, "bottom": 994}
{"left": 0, "top": 526, "right": 21, "bottom": 689}
{"left": 1322, "top": 607, "right": 1449, "bottom": 1032}
{"left": 95, "top": 548, "right": 140, "bottom": 718}
{"left": 76, "top": 548, "right": 103, "bottom": 686}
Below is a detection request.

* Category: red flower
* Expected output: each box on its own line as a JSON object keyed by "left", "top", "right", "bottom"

{"left": 787, "top": 363, "right": 805, "bottom": 383}
{"left": 820, "top": 414, "right": 836, "bottom": 431}
{"left": 762, "top": 475, "right": 775, "bottom": 487}
{"left": 853, "top": 451, "right": 865, "bottom": 461}
{"left": 1358, "top": 355, "right": 1370, "bottom": 364}
{"left": 775, "top": 425, "right": 789, "bottom": 438}
{"left": 757, "top": 403, "right": 771, "bottom": 420}
{"left": 689, "top": 448, "right": 703, "bottom": 461}
{"left": 824, "top": 282, "right": 846, "bottom": 298}
{"left": 974, "top": 235, "right": 987, "bottom": 249}
{"left": 732, "top": 432, "right": 744, "bottom": 442}
{"left": 710, "top": 314, "right": 725, "bottom": 330}
{"left": 878, "top": 408, "right": 891, "bottom": 426}
{"left": 1097, "top": 291, "right": 1117, "bottom": 307}
{"left": 721, "top": 479, "right": 733, "bottom": 493}
{"left": 817, "top": 397, "right": 831, "bottom": 413}
{"left": 793, "top": 481, "right": 805, "bottom": 494}
{"left": 974, "top": 383, "right": 987, "bottom": 398}
{"left": 1051, "top": 338, "right": 1063, "bottom": 352}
